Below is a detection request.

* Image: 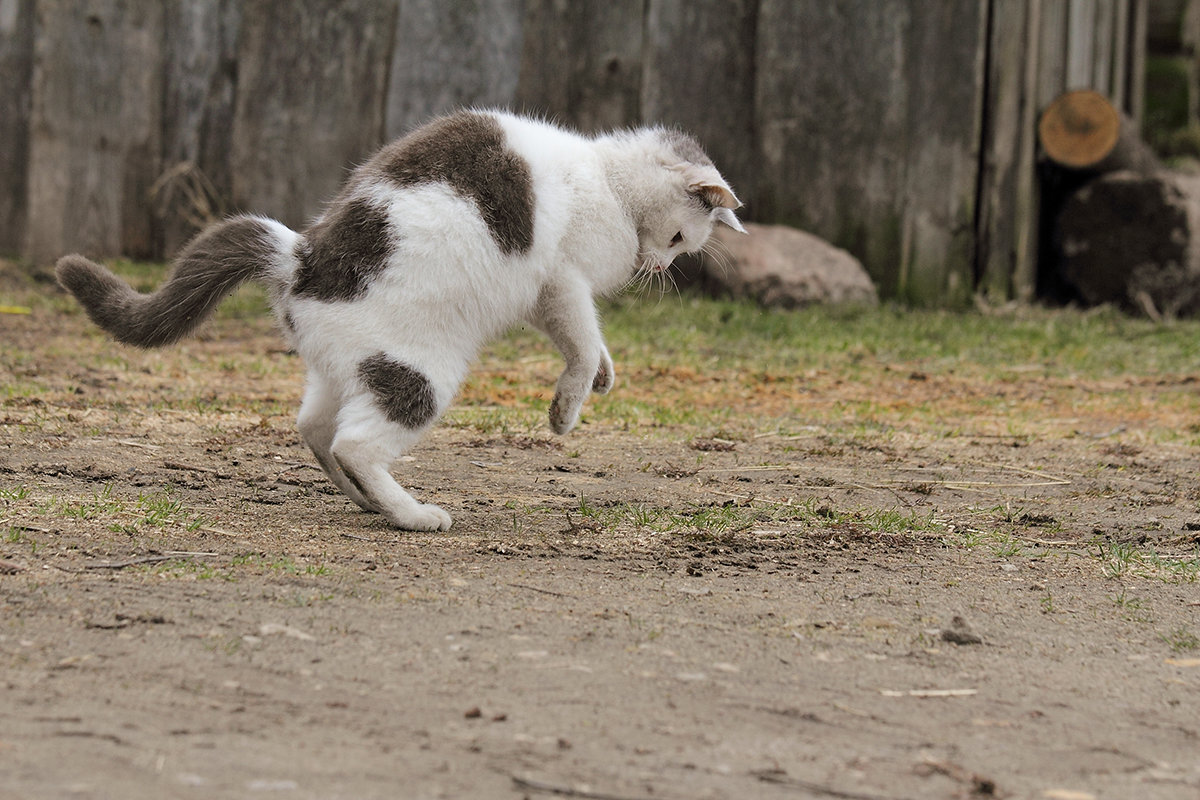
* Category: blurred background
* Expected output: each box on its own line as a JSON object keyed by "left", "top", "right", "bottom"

{"left": 2, "top": 0, "right": 1198, "bottom": 310}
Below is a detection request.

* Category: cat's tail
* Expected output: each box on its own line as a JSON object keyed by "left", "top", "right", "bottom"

{"left": 56, "top": 215, "right": 301, "bottom": 348}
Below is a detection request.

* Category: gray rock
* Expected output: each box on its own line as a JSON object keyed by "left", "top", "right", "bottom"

{"left": 688, "top": 222, "right": 878, "bottom": 308}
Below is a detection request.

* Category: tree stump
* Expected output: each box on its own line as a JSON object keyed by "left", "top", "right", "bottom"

{"left": 1040, "top": 89, "right": 1200, "bottom": 316}
{"left": 1039, "top": 89, "right": 1160, "bottom": 174}
{"left": 1057, "top": 170, "right": 1200, "bottom": 317}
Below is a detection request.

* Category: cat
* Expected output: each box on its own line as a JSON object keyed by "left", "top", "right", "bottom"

{"left": 56, "top": 110, "right": 745, "bottom": 531}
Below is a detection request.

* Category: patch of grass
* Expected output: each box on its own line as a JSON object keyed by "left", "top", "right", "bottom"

{"left": 1, "top": 485, "right": 31, "bottom": 502}
{"left": 600, "top": 296, "right": 1200, "bottom": 379}
{"left": 53, "top": 484, "right": 124, "bottom": 520}
{"left": 1161, "top": 626, "right": 1200, "bottom": 652}
{"left": 458, "top": 295, "right": 1200, "bottom": 439}
{"left": 1094, "top": 539, "right": 1200, "bottom": 584}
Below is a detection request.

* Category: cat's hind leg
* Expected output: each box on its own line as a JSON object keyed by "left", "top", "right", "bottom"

{"left": 328, "top": 355, "right": 452, "bottom": 531}
{"left": 297, "top": 375, "right": 378, "bottom": 513}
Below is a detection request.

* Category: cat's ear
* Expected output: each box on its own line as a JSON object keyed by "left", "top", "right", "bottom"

{"left": 672, "top": 162, "right": 742, "bottom": 210}
{"left": 711, "top": 206, "right": 747, "bottom": 234}
{"left": 690, "top": 181, "right": 741, "bottom": 210}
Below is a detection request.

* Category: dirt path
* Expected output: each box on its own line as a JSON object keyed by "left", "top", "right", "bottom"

{"left": 2, "top": 282, "right": 1199, "bottom": 799}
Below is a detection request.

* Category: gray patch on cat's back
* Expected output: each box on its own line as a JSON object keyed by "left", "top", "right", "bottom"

{"left": 374, "top": 112, "right": 534, "bottom": 255}
{"left": 292, "top": 199, "right": 393, "bottom": 302}
{"left": 661, "top": 130, "right": 713, "bottom": 167}
{"left": 358, "top": 352, "right": 438, "bottom": 429}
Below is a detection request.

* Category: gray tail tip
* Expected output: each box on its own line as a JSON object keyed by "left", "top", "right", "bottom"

{"left": 55, "top": 253, "right": 108, "bottom": 292}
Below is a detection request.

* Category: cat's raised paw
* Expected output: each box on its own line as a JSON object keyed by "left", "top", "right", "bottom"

{"left": 388, "top": 503, "right": 453, "bottom": 532}
{"left": 592, "top": 353, "right": 615, "bottom": 395}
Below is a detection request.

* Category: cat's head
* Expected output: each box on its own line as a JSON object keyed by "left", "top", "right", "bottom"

{"left": 638, "top": 131, "right": 745, "bottom": 274}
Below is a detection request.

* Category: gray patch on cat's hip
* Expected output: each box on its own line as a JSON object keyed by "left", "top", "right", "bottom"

{"left": 358, "top": 353, "right": 438, "bottom": 429}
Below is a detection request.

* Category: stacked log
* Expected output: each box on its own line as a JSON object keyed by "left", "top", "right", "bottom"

{"left": 1042, "top": 89, "right": 1200, "bottom": 318}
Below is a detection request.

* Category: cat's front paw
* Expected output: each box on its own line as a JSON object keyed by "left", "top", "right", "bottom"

{"left": 549, "top": 393, "right": 581, "bottom": 435}
{"left": 387, "top": 503, "right": 453, "bottom": 531}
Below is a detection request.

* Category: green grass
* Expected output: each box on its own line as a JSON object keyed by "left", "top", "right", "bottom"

{"left": 11, "top": 258, "right": 1200, "bottom": 381}
{"left": 1093, "top": 539, "right": 1200, "bottom": 584}
{"left": 596, "top": 296, "right": 1200, "bottom": 380}
{"left": 1161, "top": 626, "right": 1200, "bottom": 652}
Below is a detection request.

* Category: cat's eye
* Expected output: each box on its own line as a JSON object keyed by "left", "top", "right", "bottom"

{"left": 670, "top": 231, "right": 683, "bottom": 246}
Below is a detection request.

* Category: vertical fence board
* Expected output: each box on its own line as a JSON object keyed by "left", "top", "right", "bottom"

{"left": 978, "top": 0, "right": 1039, "bottom": 302}
{"left": 1067, "top": 0, "right": 1096, "bottom": 86}
{"left": 232, "top": 1, "right": 396, "bottom": 228}
{"left": 516, "top": 0, "right": 646, "bottom": 134}
{"left": 641, "top": 0, "right": 757, "bottom": 207}
{"left": 386, "top": 0, "right": 524, "bottom": 140}
{"left": 1127, "top": 0, "right": 1147, "bottom": 127}
{"left": 755, "top": 1, "right": 905, "bottom": 294}
{"left": 1038, "top": 0, "right": 1069, "bottom": 105}
{"left": 1092, "top": 0, "right": 1115, "bottom": 89}
{"left": 0, "top": 0, "right": 32, "bottom": 256}
{"left": 24, "top": 0, "right": 163, "bottom": 263}
{"left": 161, "top": 0, "right": 241, "bottom": 255}
{"left": 899, "top": 1, "right": 989, "bottom": 305}
{"left": 1110, "top": 0, "right": 1130, "bottom": 104}
{"left": 756, "top": 0, "right": 985, "bottom": 305}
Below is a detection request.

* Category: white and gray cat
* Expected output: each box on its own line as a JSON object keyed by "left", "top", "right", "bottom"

{"left": 56, "top": 110, "right": 744, "bottom": 531}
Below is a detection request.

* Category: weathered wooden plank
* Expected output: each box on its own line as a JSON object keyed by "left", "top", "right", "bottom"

{"left": 641, "top": 0, "right": 757, "bottom": 208}
{"left": 1067, "top": 0, "right": 1097, "bottom": 88}
{"left": 1110, "top": 0, "right": 1130, "bottom": 106}
{"left": 160, "top": 0, "right": 241, "bottom": 255}
{"left": 515, "top": 0, "right": 645, "bottom": 134}
{"left": 232, "top": 1, "right": 396, "bottom": 228}
{"left": 0, "top": 0, "right": 33, "bottom": 256}
{"left": 1091, "top": 0, "right": 1116, "bottom": 90}
{"left": 385, "top": 0, "right": 524, "bottom": 140}
{"left": 1127, "top": 0, "right": 1148, "bottom": 126}
{"left": 24, "top": 0, "right": 163, "bottom": 263}
{"left": 756, "top": 0, "right": 986, "bottom": 305}
{"left": 1039, "top": 0, "right": 1069, "bottom": 107}
{"left": 977, "top": 0, "right": 1041, "bottom": 302}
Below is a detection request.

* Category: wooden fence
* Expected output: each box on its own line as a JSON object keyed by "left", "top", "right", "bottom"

{"left": 0, "top": 0, "right": 1147, "bottom": 306}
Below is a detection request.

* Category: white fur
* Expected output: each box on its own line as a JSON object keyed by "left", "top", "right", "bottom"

{"left": 272, "top": 111, "right": 742, "bottom": 531}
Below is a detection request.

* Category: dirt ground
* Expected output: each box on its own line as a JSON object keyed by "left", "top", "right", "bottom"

{"left": 2, "top": 276, "right": 1200, "bottom": 799}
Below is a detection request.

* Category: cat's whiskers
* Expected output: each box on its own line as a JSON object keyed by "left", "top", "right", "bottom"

{"left": 700, "top": 238, "right": 733, "bottom": 277}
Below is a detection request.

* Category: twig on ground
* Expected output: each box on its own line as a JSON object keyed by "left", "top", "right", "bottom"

{"left": 751, "top": 769, "right": 905, "bottom": 800}
{"left": 116, "top": 439, "right": 161, "bottom": 450}
{"left": 0, "top": 519, "right": 51, "bottom": 533}
{"left": 82, "top": 552, "right": 217, "bottom": 570}
{"left": 198, "top": 525, "right": 243, "bottom": 538}
{"left": 507, "top": 582, "right": 575, "bottom": 599}
{"left": 163, "top": 460, "right": 216, "bottom": 474}
{"left": 511, "top": 775, "right": 656, "bottom": 800}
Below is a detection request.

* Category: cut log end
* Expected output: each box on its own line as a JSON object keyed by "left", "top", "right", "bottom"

{"left": 1038, "top": 89, "right": 1122, "bottom": 169}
